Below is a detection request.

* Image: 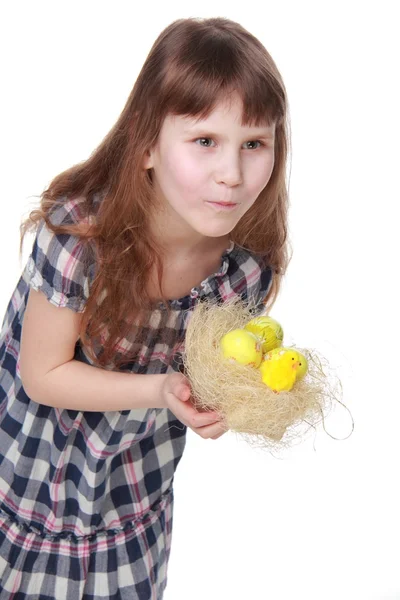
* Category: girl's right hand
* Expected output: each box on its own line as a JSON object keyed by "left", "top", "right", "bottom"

{"left": 161, "top": 372, "right": 227, "bottom": 440}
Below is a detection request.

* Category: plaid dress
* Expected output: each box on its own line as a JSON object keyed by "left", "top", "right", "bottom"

{"left": 0, "top": 196, "right": 273, "bottom": 599}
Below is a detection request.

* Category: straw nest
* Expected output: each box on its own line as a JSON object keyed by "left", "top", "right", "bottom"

{"left": 183, "top": 298, "right": 344, "bottom": 451}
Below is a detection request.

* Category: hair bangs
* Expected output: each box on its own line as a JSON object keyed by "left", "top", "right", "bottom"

{"left": 158, "top": 34, "right": 283, "bottom": 129}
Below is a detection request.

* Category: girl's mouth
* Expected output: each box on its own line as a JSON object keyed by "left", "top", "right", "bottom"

{"left": 205, "top": 201, "right": 238, "bottom": 211}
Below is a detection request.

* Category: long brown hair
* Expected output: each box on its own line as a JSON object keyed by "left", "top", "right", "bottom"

{"left": 20, "top": 17, "right": 292, "bottom": 369}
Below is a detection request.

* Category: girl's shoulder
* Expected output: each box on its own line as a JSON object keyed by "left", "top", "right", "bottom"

{"left": 227, "top": 244, "right": 273, "bottom": 304}
{"left": 27, "top": 195, "right": 99, "bottom": 314}
{"left": 46, "top": 193, "right": 99, "bottom": 228}
{"left": 198, "top": 243, "right": 273, "bottom": 312}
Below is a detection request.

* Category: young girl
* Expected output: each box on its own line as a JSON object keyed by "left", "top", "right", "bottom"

{"left": 0, "top": 16, "right": 289, "bottom": 599}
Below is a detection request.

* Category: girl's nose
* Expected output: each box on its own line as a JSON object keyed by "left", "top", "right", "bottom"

{"left": 215, "top": 153, "right": 243, "bottom": 186}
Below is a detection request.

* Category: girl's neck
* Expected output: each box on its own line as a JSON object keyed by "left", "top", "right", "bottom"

{"left": 146, "top": 237, "right": 230, "bottom": 301}
{"left": 149, "top": 211, "right": 230, "bottom": 260}
{"left": 163, "top": 236, "right": 231, "bottom": 261}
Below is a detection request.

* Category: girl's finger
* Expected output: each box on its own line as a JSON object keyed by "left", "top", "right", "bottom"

{"left": 191, "top": 411, "right": 221, "bottom": 428}
{"left": 177, "top": 386, "right": 191, "bottom": 401}
{"left": 193, "top": 421, "right": 227, "bottom": 438}
{"left": 210, "top": 431, "right": 226, "bottom": 440}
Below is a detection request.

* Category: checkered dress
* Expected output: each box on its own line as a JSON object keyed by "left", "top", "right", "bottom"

{"left": 0, "top": 196, "right": 273, "bottom": 599}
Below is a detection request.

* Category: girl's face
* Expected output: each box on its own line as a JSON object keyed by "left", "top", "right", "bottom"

{"left": 143, "top": 94, "right": 276, "bottom": 241}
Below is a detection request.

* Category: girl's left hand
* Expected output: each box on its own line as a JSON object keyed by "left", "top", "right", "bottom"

{"left": 161, "top": 372, "right": 228, "bottom": 440}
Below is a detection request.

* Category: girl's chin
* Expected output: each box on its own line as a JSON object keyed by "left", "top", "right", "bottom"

{"left": 188, "top": 215, "right": 239, "bottom": 238}
{"left": 194, "top": 225, "right": 235, "bottom": 238}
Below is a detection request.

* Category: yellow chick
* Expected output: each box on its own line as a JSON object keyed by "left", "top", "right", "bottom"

{"left": 259, "top": 348, "right": 308, "bottom": 393}
{"left": 295, "top": 352, "right": 308, "bottom": 381}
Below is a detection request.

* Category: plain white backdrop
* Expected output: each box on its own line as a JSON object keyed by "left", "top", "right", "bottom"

{"left": 1, "top": 1, "right": 399, "bottom": 599}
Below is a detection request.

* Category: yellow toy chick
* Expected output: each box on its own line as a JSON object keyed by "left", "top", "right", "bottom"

{"left": 259, "top": 348, "right": 308, "bottom": 393}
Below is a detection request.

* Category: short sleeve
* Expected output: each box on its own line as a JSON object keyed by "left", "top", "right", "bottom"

{"left": 26, "top": 199, "right": 95, "bottom": 313}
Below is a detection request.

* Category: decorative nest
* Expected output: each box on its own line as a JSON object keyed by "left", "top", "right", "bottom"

{"left": 183, "top": 298, "right": 346, "bottom": 451}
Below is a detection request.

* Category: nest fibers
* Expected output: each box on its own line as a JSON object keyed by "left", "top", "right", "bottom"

{"left": 183, "top": 298, "right": 346, "bottom": 452}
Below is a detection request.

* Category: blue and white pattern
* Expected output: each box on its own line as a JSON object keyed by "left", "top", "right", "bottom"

{"left": 0, "top": 196, "right": 273, "bottom": 598}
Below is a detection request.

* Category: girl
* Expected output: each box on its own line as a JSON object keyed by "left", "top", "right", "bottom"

{"left": 0, "top": 16, "right": 289, "bottom": 600}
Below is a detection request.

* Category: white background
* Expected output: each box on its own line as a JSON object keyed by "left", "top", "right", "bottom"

{"left": 1, "top": 1, "right": 399, "bottom": 599}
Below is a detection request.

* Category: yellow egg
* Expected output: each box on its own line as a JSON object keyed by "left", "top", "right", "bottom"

{"left": 263, "top": 347, "right": 285, "bottom": 360}
{"left": 244, "top": 316, "right": 284, "bottom": 353}
{"left": 220, "top": 329, "right": 263, "bottom": 367}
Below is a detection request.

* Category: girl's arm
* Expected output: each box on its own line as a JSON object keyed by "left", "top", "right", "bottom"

{"left": 19, "top": 289, "right": 168, "bottom": 411}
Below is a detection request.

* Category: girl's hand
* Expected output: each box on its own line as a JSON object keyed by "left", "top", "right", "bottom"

{"left": 161, "top": 372, "right": 227, "bottom": 440}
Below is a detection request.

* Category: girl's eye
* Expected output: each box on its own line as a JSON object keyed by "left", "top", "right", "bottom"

{"left": 244, "top": 140, "right": 263, "bottom": 150}
{"left": 194, "top": 138, "right": 264, "bottom": 149}
{"left": 196, "top": 138, "right": 214, "bottom": 147}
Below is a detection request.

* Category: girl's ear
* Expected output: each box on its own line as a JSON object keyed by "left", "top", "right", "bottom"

{"left": 142, "top": 149, "right": 154, "bottom": 170}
